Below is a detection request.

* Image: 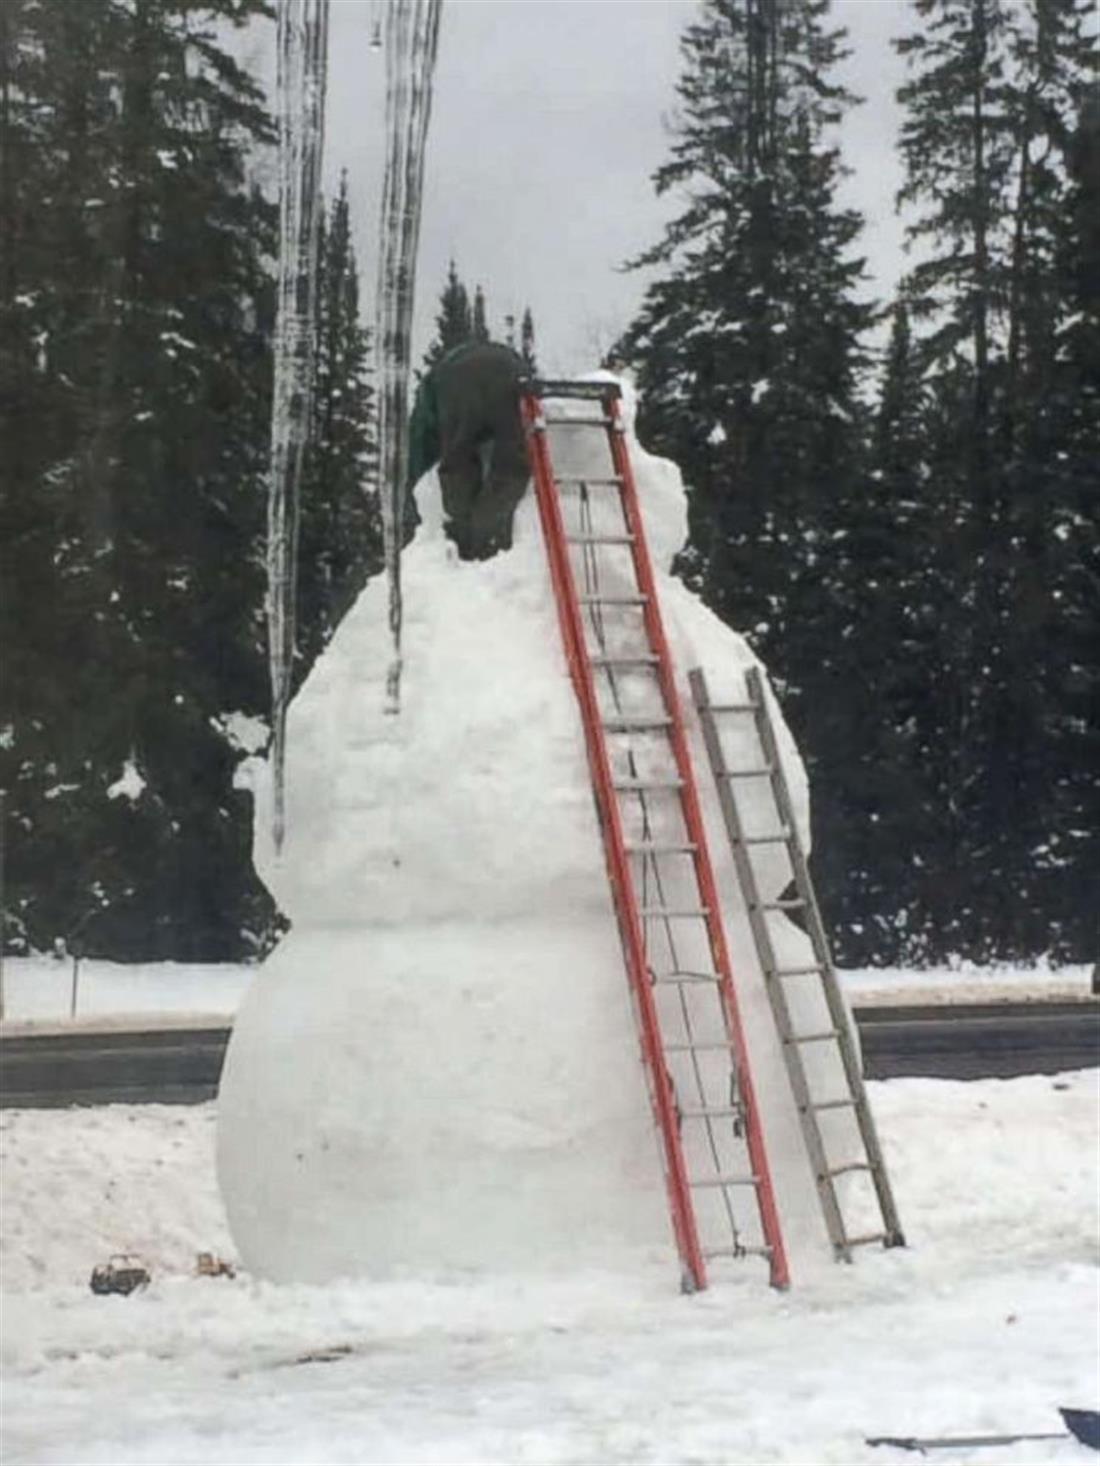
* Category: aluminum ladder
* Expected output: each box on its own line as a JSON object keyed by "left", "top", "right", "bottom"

{"left": 520, "top": 378, "right": 789, "bottom": 1292}
{"left": 689, "top": 664, "right": 905, "bottom": 1260}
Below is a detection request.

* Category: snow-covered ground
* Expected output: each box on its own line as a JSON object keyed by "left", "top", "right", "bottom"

{"left": 1, "top": 955, "right": 1093, "bottom": 1031}
{"left": 2, "top": 1069, "right": 1097, "bottom": 1465}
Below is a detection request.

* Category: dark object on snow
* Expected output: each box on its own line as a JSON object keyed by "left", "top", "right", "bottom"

{"left": 408, "top": 341, "right": 529, "bottom": 560}
{"left": 1063, "top": 1408, "right": 1100, "bottom": 1451}
{"left": 89, "top": 1254, "right": 150, "bottom": 1296}
{"left": 868, "top": 1431, "right": 1064, "bottom": 1454}
{"left": 867, "top": 1408, "right": 1100, "bottom": 1453}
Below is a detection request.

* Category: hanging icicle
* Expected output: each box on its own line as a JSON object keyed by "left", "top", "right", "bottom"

{"left": 374, "top": 0, "right": 444, "bottom": 715}
{"left": 267, "top": 0, "right": 330, "bottom": 851}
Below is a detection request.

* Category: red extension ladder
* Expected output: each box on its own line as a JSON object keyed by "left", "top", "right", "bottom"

{"left": 520, "top": 378, "right": 789, "bottom": 1292}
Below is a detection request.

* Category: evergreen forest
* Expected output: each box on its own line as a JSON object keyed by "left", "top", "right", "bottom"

{"left": 0, "top": 0, "right": 1095, "bottom": 968}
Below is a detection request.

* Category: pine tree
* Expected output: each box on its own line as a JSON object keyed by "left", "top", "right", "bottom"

{"left": 520, "top": 306, "right": 538, "bottom": 374}
{"left": 422, "top": 257, "right": 472, "bottom": 369}
{"left": 297, "top": 173, "right": 381, "bottom": 680}
{"left": 1022, "top": 77, "right": 1100, "bottom": 957}
{"left": 1, "top": 0, "right": 279, "bottom": 960}
{"left": 620, "top": 1, "right": 870, "bottom": 662}
{"left": 830, "top": 301, "right": 976, "bottom": 961}
{"left": 618, "top": 0, "right": 874, "bottom": 955}
{"left": 472, "top": 284, "right": 489, "bottom": 343}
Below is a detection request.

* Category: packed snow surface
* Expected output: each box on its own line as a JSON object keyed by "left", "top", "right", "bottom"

{"left": 2, "top": 1070, "right": 1097, "bottom": 1464}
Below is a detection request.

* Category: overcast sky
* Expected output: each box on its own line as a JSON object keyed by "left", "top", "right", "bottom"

{"left": 257, "top": 0, "right": 916, "bottom": 373}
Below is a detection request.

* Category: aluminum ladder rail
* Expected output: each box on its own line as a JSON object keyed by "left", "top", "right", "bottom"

{"left": 520, "top": 379, "right": 789, "bottom": 1292}
{"left": 690, "top": 664, "right": 905, "bottom": 1260}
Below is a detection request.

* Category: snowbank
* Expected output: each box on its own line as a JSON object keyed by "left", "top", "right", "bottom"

{"left": 0, "top": 958, "right": 250, "bottom": 1026}
{"left": 1, "top": 954, "right": 1089, "bottom": 1029}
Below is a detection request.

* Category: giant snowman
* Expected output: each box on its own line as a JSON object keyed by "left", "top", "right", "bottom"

{"left": 218, "top": 382, "right": 864, "bottom": 1287}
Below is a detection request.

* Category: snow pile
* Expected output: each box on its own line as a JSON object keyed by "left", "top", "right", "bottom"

{"left": 2, "top": 1072, "right": 1097, "bottom": 1464}
{"left": 0, "top": 959, "right": 249, "bottom": 1027}
{"left": 218, "top": 397, "right": 856, "bottom": 1285}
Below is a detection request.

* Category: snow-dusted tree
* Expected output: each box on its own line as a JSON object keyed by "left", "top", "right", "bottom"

{"left": 618, "top": 0, "right": 874, "bottom": 953}
{"left": 619, "top": 0, "right": 871, "bottom": 672}
{"left": 893, "top": 0, "right": 1098, "bottom": 957}
{"left": 472, "top": 283, "right": 489, "bottom": 343}
{"left": 0, "top": 0, "right": 279, "bottom": 959}
{"left": 520, "top": 306, "right": 538, "bottom": 374}
{"left": 297, "top": 173, "right": 382, "bottom": 679}
{"left": 1017, "top": 74, "right": 1100, "bottom": 957}
{"left": 421, "top": 258, "right": 472, "bottom": 370}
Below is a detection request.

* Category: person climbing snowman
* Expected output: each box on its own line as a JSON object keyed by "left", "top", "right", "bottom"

{"left": 407, "top": 340, "right": 530, "bottom": 560}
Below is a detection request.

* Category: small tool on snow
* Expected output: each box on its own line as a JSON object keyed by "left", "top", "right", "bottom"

{"left": 867, "top": 1407, "right": 1100, "bottom": 1453}
{"left": 195, "top": 1251, "right": 235, "bottom": 1279}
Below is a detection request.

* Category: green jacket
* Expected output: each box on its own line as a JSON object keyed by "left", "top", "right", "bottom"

{"left": 407, "top": 341, "right": 525, "bottom": 489}
{"left": 407, "top": 363, "right": 442, "bottom": 490}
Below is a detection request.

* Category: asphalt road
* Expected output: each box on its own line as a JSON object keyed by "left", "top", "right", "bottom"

{"left": 2, "top": 1002, "right": 1097, "bottom": 1109}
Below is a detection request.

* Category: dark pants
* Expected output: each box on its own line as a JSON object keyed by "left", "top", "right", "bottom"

{"left": 434, "top": 344, "right": 529, "bottom": 560}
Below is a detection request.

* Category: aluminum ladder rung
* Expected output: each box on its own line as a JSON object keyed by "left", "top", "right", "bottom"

{"left": 824, "top": 1162, "right": 872, "bottom": 1178}
{"left": 639, "top": 905, "right": 709, "bottom": 919}
{"left": 679, "top": 1105, "right": 742, "bottom": 1120}
{"left": 555, "top": 475, "right": 623, "bottom": 487}
{"left": 664, "top": 1040, "right": 733, "bottom": 1054}
{"left": 654, "top": 970, "right": 721, "bottom": 986}
{"left": 591, "top": 654, "right": 659, "bottom": 668}
{"left": 720, "top": 765, "right": 775, "bottom": 778}
{"left": 701, "top": 702, "right": 757, "bottom": 714}
{"left": 806, "top": 1098, "right": 856, "bottom": 1113}
{"left": 602, "top": 716, "right": 672, "bottom": 732}
{"left": 624, "top": 840, "right": 696, "bottom": 856}
{"left": 612, "top": 777, "right": 684, "bottom": 792}
{"left": 757, "top": 898, "right": 806, "bottom": 911}
{"left": 771, "top": 965, "right": 825, "bottom": 978}
{"left": 845, "top": 1232, "right": 889, "bottom": 1249}
{"left": 578, "top": 593, "right": 647, "bottom": 606}
{"left": 567, "top": 532, "right": 634, "bottom": 545}
{"left": 786, "top": 1029, "right": 841, "bottom": 1045}
{"left": 692, "top": 1173, "right": 759, "bottom": 1190}
{"left": 740, "top": 830, "right": 792, "bottom": 845}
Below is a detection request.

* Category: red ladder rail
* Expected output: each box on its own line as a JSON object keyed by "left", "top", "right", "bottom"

{"left": 520, "top": 384, "right": 790, "bottom": 1291}
{"left": 521, "top": 390, "right": 704, "bottom": 1290}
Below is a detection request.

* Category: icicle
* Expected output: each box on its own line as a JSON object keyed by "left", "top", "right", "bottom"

{"left": 374, "top": 0, "right": 444, "bottom": 715}
{"left": 267, "top": 0, "right": 330, "bottom": 850}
